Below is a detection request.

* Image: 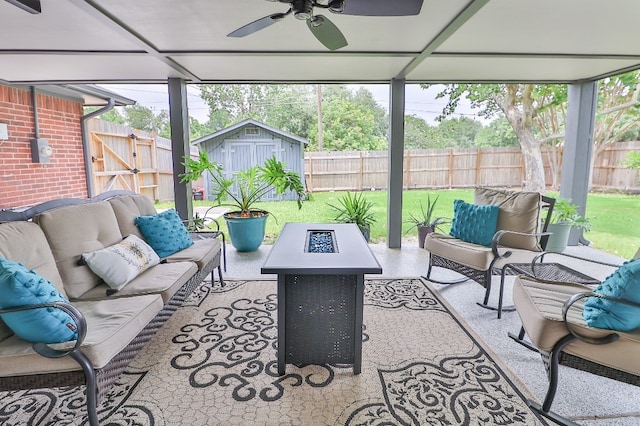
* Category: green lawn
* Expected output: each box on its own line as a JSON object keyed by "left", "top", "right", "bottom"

{"left": 158, "top": 189, "right": 640, "bottom": 260}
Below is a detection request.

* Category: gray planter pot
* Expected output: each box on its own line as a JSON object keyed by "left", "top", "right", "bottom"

{"left": 545, "top": 222, "right": 572, "bottom": 252}
{"left": 418, "top": 225, "right": 436, "bottom": 249}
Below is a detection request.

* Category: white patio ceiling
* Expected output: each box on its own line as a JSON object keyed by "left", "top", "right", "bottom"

{"left": 2, "top": 0, "right": 640, "bottom": 85}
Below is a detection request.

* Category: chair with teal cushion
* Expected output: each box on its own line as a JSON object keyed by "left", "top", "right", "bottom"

{"left": 424, "top": 187, "right": 555, "bottom": 312}
{"left": 509, "top": 250, "right": 640, "bottom": 426}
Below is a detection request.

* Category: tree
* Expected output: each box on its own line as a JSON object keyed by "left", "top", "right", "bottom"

{"left": 307, "top": 86, "right": 388, "bottom": 151}
{"left": 590, "top": 72, "right": 640, "bottom": 183}
{"left": 437, "top": 117, "right": 483, "bottom": 148}
{"left": 474, "top": 117, "right": 518, "bottom": 148}
{"left": 422, "top": 84, "right": 566, "bottom": 192}
{"left": 89, "top": 107, "right": 125, "bottom": 124}
{"left": 198, "top": 84, "right": 316, "bottom": 140}
{"left": 404, "top": 115, "right": 438, "bottom": 149}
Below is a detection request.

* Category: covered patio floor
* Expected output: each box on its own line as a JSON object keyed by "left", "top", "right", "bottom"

{"left": 223, "top": 242, "right": 640, "bottom": 425}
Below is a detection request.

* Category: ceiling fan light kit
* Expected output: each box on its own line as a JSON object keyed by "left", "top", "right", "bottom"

{"left": 227, "top": 0, "right": 424, "bottom": 51}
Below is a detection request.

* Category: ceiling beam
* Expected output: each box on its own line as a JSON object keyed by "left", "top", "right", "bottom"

{"left": 66, "top": 0, "right": 200, "bottom": 81}
{"left": 395, "top": 0, "right": 490, "bottom": 79}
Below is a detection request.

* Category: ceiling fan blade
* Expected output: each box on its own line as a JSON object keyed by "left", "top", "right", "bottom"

{"left": 339, "top": 0, "right": 423, "bottom": 16}
{"left": 227, "top": 13, "right": 287, "bottom": 38}
{"left": 307, "top": 15, "right": 347, "bottom": 51}
{"left": 5, "top": 0, "right": 41, "bottom": 14}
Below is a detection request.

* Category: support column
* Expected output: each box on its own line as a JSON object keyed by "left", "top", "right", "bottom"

{"left": 387, "top": 79, "right": 406, "bottom": 248}
{"left": 168, "top": 78, "right": 193, "bottom": 222}
{"left": 561, "top": 81, "right": 598, "bottom": 245}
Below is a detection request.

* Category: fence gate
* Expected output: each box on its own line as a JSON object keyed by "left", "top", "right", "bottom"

{"left": 88, "top": 120, "right": 160, "bottom": 200}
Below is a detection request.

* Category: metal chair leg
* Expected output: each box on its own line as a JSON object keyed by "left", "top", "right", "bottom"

{"left": 69, "top": 350, "right": 99, "bottom": 426}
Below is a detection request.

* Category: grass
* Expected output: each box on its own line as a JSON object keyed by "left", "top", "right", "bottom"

{"left": 157, "top": 189, "right": 640, "bottom": 260}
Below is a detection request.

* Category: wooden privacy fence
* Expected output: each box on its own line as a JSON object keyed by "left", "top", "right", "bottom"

{"left": 304, "top": 144, "right": 640, "bottom": 192}
{"left": 87, "top": 119, "right": 198, "bottom": 201}
{"left": 88, "top": 118, "right": 640, "bottom": 200}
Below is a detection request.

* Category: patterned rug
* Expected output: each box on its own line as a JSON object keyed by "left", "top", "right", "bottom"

{"left": 0, "top": 278, "right": 548, "bottom": 425}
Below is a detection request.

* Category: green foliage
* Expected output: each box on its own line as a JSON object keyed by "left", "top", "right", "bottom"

{"left": 181, "top": 151, "right": 305, "bottom": 216}
{"left": 158, "top": 190, "right": 638, "bottom": 259}
{"left": 327, "top": 192, "right": 377, "bottom": 230}
{"left": 550, "top": 197, "right": 592, "bottom": 231}
{"left": 403, "top": 194, "right": 448, "bottom": 233}
{"left": 624, "top": 151, "right": 640, "bottom": 169}
{"left": 87, "top": 107, "right": 125, "bottom": 124}
{"left": 308, "top": 85, "right": 388, "bottom": 150}
{"left": 198, "top": 84, "right": 316, "bottom": 139}
{"left": 474, "top": 117, "right": 519, "bottom": 147}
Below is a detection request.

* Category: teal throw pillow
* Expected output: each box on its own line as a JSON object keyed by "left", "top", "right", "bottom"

{"left": 135, "top": 209, "right": 194, "bottom": 258}
{"left": 582, "top": 258, "right": 640, "bottom": 331}
{"left": 0, "top": 257, "right": 78, "bottom": 344}
{"left": 449, "top": 199, "right": 499, "bottom": 247}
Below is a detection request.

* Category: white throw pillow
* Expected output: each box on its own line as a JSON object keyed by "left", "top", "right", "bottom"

{"left": 82, "top": 234, "right": 160, "bottom": 290}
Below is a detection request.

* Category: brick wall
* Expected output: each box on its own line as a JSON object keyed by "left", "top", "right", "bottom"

{"left": 0, "top": 84, "right": 87, "bottom": 209}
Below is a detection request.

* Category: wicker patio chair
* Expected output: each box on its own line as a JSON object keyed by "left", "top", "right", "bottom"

{"left": 423, "top": 187, "right": 555, "bottom": 312}
{"left": 510, "top": 272, "right": 640, "bottom": 425}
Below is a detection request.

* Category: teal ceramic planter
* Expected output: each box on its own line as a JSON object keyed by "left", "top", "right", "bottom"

{"left": 224, "top": 211, "right": 268, "bottom": 252}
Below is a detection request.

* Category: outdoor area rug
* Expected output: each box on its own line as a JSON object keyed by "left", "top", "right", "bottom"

{"left": 0, "top": 278, "right": 548, "bottom": 425}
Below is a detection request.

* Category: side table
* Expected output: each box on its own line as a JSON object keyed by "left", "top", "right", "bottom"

{"left": 496, "top": 262, "right": 600, "bottom": 319}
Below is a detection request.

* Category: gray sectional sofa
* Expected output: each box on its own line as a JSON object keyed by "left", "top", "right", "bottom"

{"left": 0, "top": 191, "right": 223, "bottom": 426}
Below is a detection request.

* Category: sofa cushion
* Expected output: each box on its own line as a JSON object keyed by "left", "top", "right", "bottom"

{"left": 0, "top": 258, "right": 78, "bottom": 343}
{"left": 582, "top": 259, "right": 640, "bottom": 331}
{"left": 135, "top": 209, "right": 194, "bottom": 258}
{"left": 77, "top": 261, "right": 198, "bottom": 303}
{"left": 0, "top": 294, "right": 163, "bottom": 375}
{"left": 34, "top": 202, "right": 123, "bottom": 300}
{"left": 474, "top": 187, "right": 542, "bottom": 251}
{"left": 108, "top": 194, "right": 157, "bottom": 239}
{"left": 513, "top": 275, "right": 640, "bottom": 377}
{"left": 165, "top": 237, "right": 221, "bottom": 270}
{"left": 449, "top": 199, "right": 499, "bottom": 247}
{"left": 0, "top": 222, "right": 65, "bottom": 296}
{"left": 82, "top": 235, "right": 160, "bottom": 291}
{"left": 424, "top": 232, "right": 540, "bottom": 272}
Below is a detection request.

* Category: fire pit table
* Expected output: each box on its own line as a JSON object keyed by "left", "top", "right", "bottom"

{"left": 261, "top": 222, "right": 382, "bottom": 375}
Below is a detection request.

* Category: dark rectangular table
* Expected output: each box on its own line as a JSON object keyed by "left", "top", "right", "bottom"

{"left": 261, "top": 222, "right": 382, "bottom": 375}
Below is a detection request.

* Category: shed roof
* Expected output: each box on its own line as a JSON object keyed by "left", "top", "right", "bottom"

{"left": 192, "top": 119, "right": 309, "bottom": 146}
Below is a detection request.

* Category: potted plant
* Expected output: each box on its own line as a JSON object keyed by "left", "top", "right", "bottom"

{"left": 545, "top": 197, "right": 592, "bottom": 252}
{"left": 404, "top": 194, "right": 448, "bottom": 248}
{"left": 327, "top": 192, "right": 377, "bottom": 242}
{"left": 181, "top": 151, "right": 305, "bottom": 252}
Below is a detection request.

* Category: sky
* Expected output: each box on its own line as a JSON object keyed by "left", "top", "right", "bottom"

{"left": 97, "top": 83, "right": 485, "bottom": 125}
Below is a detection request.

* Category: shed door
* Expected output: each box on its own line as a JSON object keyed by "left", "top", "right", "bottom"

{"left": 226, "top": 140, "right": 280, "bottom": 201}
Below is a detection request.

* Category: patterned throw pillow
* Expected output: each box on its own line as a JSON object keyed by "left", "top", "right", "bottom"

{"left": 582, "top": 258, "right": 640, "bottom": 331}
{"left": 0, "top": 257, "right": 78, "bottom": 343}
{"left": 449, "top": 199, "right": 500, "bottom": 247}
{"left": 135, "top": 209, "right": 194, "bottom": 258}
{"left": 82, "top": 234, "right": 160, "bottom": 290}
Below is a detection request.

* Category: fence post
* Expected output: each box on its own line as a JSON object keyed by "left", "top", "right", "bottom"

{"left": 307, "top": 153, "right": 314, "bottom": 193}
{"left": 475, "top": 148, "right": 482, "bottom": 185}
{"left": 359, "top": 151, "right": 364, "bottom": 191}
{"left": 405, "top": 150, "right": 411, "bottom": 189}
{"left": 448, "top": 148, "right": 454, "bottom": 189}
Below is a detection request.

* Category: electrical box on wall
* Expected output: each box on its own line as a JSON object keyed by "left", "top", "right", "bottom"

{"left": 30, "top": 138, "right": 52, "bottom": 163}
{"left": 0, "top": 123, "right": 8, "bottom": 140}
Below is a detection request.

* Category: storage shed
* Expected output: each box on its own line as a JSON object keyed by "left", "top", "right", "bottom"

{"left": 192, "top": 119, "right": 307, "bottom": 202}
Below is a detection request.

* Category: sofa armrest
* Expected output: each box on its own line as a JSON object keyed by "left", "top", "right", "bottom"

{"left": 0, "top": 301, "right": 87, "bottom": 358}
{"left": 561, "top": 291, "right": 640, "bottom": 346}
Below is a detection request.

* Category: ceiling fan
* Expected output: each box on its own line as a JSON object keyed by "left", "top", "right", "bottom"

{"left": 227, "top": 0, "right": 424, "bottom": 51}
